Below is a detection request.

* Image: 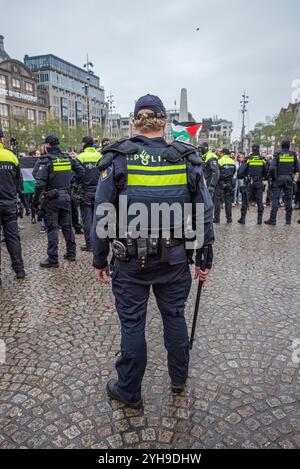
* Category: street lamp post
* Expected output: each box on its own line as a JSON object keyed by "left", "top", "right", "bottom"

{"left": 83, "top": 55, "right": 94, "bottom": 135}
{"left": 106, "top": 92, "right": 115, "bottom": 139}
{"left": 240, "top": 91, "right": 249, "bottom": 154}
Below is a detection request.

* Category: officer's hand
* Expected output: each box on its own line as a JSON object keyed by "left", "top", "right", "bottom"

{"left": 194, "top": 267, "right": 210, "bottom": 286}
{"left": 95, "top": 267, "right": 111, "bottom": 285}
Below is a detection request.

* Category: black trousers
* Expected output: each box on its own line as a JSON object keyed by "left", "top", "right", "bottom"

{"left": 21, "top": 193, "right": 36, "bottom": 219}
{"left": 241, "top": 181, "right": 264, "bottom": 220}
{"left": 80, "top": 192, "right": 95, "bottom": 249}
{"left": 112, "top": 258, "right": 192, "bottom": 402}
{"left": 270, "top": 176, "right": 293, "bottom": 223}
{"left": 214, "top": 184, "right": 233, "bottom": 222}
{"left": 44, "top": 196, "right": 76, "bottom": 263}
{"left": 0, "top": 207, "right": 24, "bottom": 273}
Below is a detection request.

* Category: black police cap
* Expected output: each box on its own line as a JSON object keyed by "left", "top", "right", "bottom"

{"left": 222, "top": 148, "right": 230, "bottom": 154}
{"left": 252, "top": 144, "right": 260, "bottom": 153}
{"left": 134, "top": 94, "right": 167, "bottom": 118}
{"left": 82, "top": 136, "right": 94, "bottom": 146}
{"left": 44, "top": 135, "right": 60, "bottom": 145}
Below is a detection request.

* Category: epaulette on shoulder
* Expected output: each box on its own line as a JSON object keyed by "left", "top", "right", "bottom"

{"left": 162, "top": 140, "right": 202, "bottom": 165}
{"left": 98, "top": 139, "right": 140, "bottom": 171}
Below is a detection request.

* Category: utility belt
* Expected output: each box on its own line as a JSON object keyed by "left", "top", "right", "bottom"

{"left": 219, "top": 179, "right": 234, "bottom": 190}
{"left": 112, "top": 237, "right": 184, "bottom": 269}
{"left": 246, "top": 176, "right": 263, "bottom": 185}
{"left": 45, "top": 188, "right": 70, "bottom": 200}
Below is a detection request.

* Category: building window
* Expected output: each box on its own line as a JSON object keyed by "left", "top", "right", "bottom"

{"left": 61, "top": 97, "right": 69, "bottom": 122}
{"left": 0, "top": 75, "right": 6, "bottom": 87}
{"left": 12, "top": 78, "right": 21, "bottom": 88}
{"left": 0, "top": 103, "right": 9, "bottom": 117}
{"left": 13, "top": 106, "right": 24, "bottom": 116}
{"left": 25, "top": 82, "right": 34, "bottom": 93}
{"left": 38, "top": 111, "right": 47, "bottom": 122}
{"left": 27, "top": 109, "right": 36, "bottom": 122}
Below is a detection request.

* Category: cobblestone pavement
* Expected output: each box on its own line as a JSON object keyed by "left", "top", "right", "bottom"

{"left": 0, "top": 206, "right": 299, "bottom": 449}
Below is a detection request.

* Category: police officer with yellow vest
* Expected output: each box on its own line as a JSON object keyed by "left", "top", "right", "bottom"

{"left": 33, "top": 135, "right": 84, "bottom": 267}
{"left": 265, "top": 140, "right": 299, "bottom": 225}
{"left": 238, "top": 144, "right": 267, "bottom": 225}
{"left": 214, "top": 149, "right": 236, "bottom": 224}
{"left": 0, "top": 130, "right": 25, "bottom": 279}
{"left": 91, "top": 95, "right": 214, "bottom": 409}
{"left": 77, "top": 136, "right": 102, "bottom": 252}
{"left": 200, "top": 142, "right": 220, "bottom": 196}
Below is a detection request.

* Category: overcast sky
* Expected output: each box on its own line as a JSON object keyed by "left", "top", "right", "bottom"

{"left": 2, "top": 0, "right": 299, "bottom": 138}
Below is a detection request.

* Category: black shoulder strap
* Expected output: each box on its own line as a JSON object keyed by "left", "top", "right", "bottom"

{"left": 162, "top": 141, "right": 202, "bottom": 165}
{"left": 98, "top": 139, "right": 140, "bottom": 170}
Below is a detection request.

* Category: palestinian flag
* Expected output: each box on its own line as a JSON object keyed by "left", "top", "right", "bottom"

{"left": 19, "top": 156, "right": 37, "bottom": 194}
{"left": 171, "top": 120, "right": 202, "bottom": 142}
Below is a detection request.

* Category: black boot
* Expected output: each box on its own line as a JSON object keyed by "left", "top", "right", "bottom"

{"left": 257, "top": 215, "right": 263, "bottom": 225}
{"left": 64, "top": 254, "right": 76, "bottom": 262}
{"left": 106, "top": 379, "right": 143, "bottom": 409}
{"left": 171, "top": 382, "right": 186, "bottom": 394}
{"left": 81, "top": 245, "right": 92, "bottom": 252}
{"left": 16, "top": 271, "right": 26, "bottom": 280}
{"left": 264, "top": 220, "right": 276, "bottom": 225}
{"left": 40, "top": 258, "right": 59, "bottom": 268}
{"left": 238, "top": 217, "right": 246, "bottom": 224}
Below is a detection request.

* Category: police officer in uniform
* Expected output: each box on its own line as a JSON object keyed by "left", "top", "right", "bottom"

{"left": 238, "top": 144, "right": 267, "bottom": 225}
{"left": 265, "top": 140, "right": 299, "bottom": 225}
{"left": 91, "top": 95, "right": 214, "bottom": 409}
{"left": 199, "top": 142, "right": 220, "bottom": 196}
{"left": 0, "top": 130, "right": 25, "bottom": 279}
{"left": 33, "top": 135, "right": 84, "bottom": 267}
{"left": 213, "top": 149, "right": 236, "bottom": 224}
{"left": 77, "top": 136, "right": 102, "bottom": 252}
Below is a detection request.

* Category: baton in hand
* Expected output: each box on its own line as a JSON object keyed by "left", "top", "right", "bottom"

{"left": 189, "top": 246, "right": 209, "bottom": 350}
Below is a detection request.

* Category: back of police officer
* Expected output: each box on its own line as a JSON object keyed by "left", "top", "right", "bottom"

{"left": 265, "top": 140, "right": 299, "bottom": 225}
{"left": 238, "top": 144, "right": 267, "bottom": 225}
{"left": 33, "top": 135, "right": 84, "bottom": 267}
{"left": 0, "top": 130, "right": 25, "bottom": 279}
{"left": 91, "top": 95, "right": 214, "bottom": 409}
{"left": 214, "top": 149, "right": 236, "bottom": 224}
{"left": 200, "top": 142, "right": 220, "bottom": 197}
{"left": 77, "top": 136, "right": 102, "bottom": 252}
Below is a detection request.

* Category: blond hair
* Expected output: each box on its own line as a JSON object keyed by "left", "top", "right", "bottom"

{"left": 133, "top": 109, "right": 166, "bottom": 133}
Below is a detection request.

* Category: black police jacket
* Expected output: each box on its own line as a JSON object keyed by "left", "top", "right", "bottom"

{"left": 0, "top": 144, "right": 23, "bottom": 210}
{"left": 91, "top": 136, "right": 215, "bottom": 269}
{"left": 269, "top": 150, "right": 299, "bottom": 179}
{"left": 34, "top": 147, "right": 84, "bottom": 200}
{"left": 239, "top": 153, "right": 267, "bottom": 181}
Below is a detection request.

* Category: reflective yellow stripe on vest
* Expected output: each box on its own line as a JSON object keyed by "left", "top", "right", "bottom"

{"left": 248, "top": 160, "right": 264, "bottom": 166}
{"left": 127, "top": 164, "right": 187, "bottom": 186}
{"left": 279, "top": 154, "right": 294, "bottom": 163}
{"left": 53, "top": 158, "right": 71, "bottom": 172}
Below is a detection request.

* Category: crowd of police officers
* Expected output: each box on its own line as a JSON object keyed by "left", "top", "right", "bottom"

{"left": 0, "top": 130, "right": 299, "bottom": 280}
{"left": 0, "top": 93, "right": 300, "bottom": 408}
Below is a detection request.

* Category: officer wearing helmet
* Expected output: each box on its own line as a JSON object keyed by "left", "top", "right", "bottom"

{"left": 0, "top": 129, "right": 25, "bottom": 279}
{"left": 265, "top": 140, "right": 299, "bottom": 225}
{"left": 76, "top": 136, "right": 102, "bottom": 252}
{"left": 214, "top": 148, "right": 236, "bottom": 224}
{"left": 33, "top": 135, "right": 84, "bottom": 267}
{"left": 199, "top": 142, "right": 219, "bottom": 197}
{"left": 237, "top": 144, "right": 267, "bottom": 225}
{"left": 91, "top": 94, "right": 214, "bottom": 409}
